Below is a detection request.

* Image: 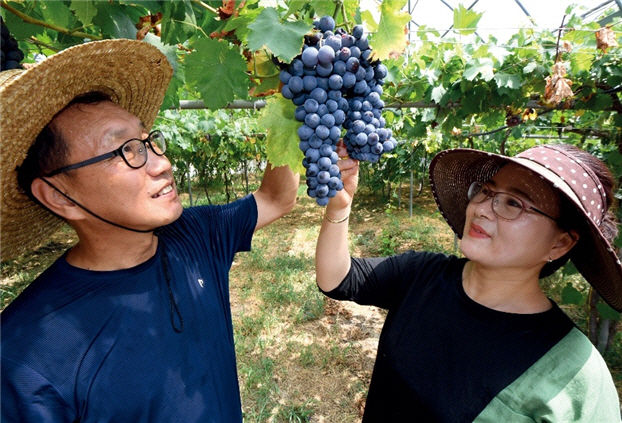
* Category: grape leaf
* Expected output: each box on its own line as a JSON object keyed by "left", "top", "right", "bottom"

{"left": 309, "top": 1, "right": 336, "bottom": 20}
{"left": 93, "top": 3, "right": 137, "bottom": 39}
{"left": 464, "top": 58, "right": 494, "bottom": 81}
{"left": 185, "top": 37, "right": 249, "bottom": 110}
{"left": 561, "top": 283, "right": 584, "bottom": 305}
{"left": 494, "top": 72, "right": 521, "bottom": 90}
{"left": 431, "top": 85, "right": 447, "bottom": 104}
{"left": 370, "top": 0, "right": 410, "bottom": 61}
{"left": 247, "top": 8, "right": 311, "bottom": 63}
{"left": 259, "top": 96, "right": 305, "bottom": 174}
{"left": 523, "top": 62, "right": 538, "bottom": 74}
{"left": 71, "top": 0, "right": 97, "bottom": 27}
{"left": 453, "top": 4, "right": 482, "bottom": 36}
{"left": 160, "top": 0, "right": 197, "bottom": 45}
{"left": 569, "top": 51, "right": 595, "bottom": 74}
{"left": 360, "top": 10, "right": 378, "bottom": 33}
{"left": 596, "top": 303, "right": 621, "bottom": 321}
{"left": 284, "top": 1, "right": 308, "bottom": 18}
{"left": 40, "top": 1, "right": 72, "bottom": 29}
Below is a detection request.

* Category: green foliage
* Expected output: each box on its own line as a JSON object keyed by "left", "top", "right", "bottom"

{"left": 184, "top": 37, "right": 250, "bottom": 110}
{"left": 1, "top": 0, "right": 410, "bottom": 170}
{"left": 259, "top": 96, "right": 306, "bottom": 174}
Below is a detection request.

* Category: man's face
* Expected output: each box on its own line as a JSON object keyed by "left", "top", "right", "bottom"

{"left": 48, "top": 100, "right": 183, "bottom": 232}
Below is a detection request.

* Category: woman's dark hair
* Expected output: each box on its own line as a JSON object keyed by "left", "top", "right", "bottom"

{"left": 16, "top": 92, "right": 111, "bottom": 202}
{"left": 540, "top": 143, "right": 619, "bottom": 278}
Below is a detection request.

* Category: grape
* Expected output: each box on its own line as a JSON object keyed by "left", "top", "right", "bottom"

{"left": 279, "top": 70, "right": 292, "bottom": 84}
{"left": 328, "top": 74, "right": 343, "bottom": 90}
{"left": 305, "top": 113, "right": 320, "bottom": 129}
{"left": 280, "top": 16, "right": 396, "bottom": 206}
{"left": 333, "top": 60, "right": 346, "bottom": 75}
{"left": 1, "top": 17, "right": 24, "bottom": 72}
{"left": 342, "top": 72, "right": 356, "bottom": 88}
{"left": 352, "top": 25, "right": 364, "bottom": 39}
{"left": 320, "top": 113, "right": 335, "bottom": 128}
{"left": 345, "top": 57, "right": 359, "bottom": 73}
{"left": 338, "top": 47, "right": 351, "bottom": 61}
{"left": 306, "top": 148, "right": 321, "bottom": 163}
{"left": 315, "top": 125, "right": 330, "bottom": 140}
{"left": 326, "top": 99, "right": 338, "bottom": 112}
{"left": 318, "top": 156, "right": 332, "bottom": 170}
{"left": 319, "top": 16, "right": 335, "bottom": 32}
{"left": 303, "top": 75, "right": 318, "bottom": 92}
{"left": 316, "top": 62, "right": 333, "bottom": 77}
{"left": 304, "top": 98, "right": 319, "bottom": 113}
{"left": 318, "top": 45, "right": 335, "bottom": 65}
{"left": 319, "top": 144, "right": 333, "bottom": 157}
{"left": 301, "top": 47, "right": 319, "bottom": 67}
{"left": 298, "top": 125, "right": 314, "bottom": 140}
{"left": 316, "top": 197, "right": 330, "bottom": 206}
{"left": 310, "top": 87, "right": 327, "bottom": 104}
{"left": 288, "top": 76, "right": 304, "bottom": 93}
{"left": 317, "top": 171, "right": 330, "bottom": 185}
{"left": 324, "top": 35, "right": 342, "bottom": 52}
{"left": 309, "top": 135, "right": 323, "bottom": 149}
{"left": 316, "top": 184, "right": 329, "bottom": 198}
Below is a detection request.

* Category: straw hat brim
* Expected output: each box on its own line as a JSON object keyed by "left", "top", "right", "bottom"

{"left": 0, "top": 39, "right": 173, "bottom": 261}
{"left": 429, "top": 148, "right": 622, "bottom": 312}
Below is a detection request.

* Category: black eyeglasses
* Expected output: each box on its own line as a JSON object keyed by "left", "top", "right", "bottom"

{"left": 467, "top": 181, "right": 558, "bottom": 222}
{"left": 44, "top": 130, "right": 166, "bottom": 177}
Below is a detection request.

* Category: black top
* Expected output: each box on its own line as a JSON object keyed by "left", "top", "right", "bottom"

{"left": 321, "top": 251, "right": 575, "bottom": 422}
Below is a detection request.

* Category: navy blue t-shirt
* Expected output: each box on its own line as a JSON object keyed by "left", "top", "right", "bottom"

{"left": 1, "top": 195, "right": 257, "bottom": 423}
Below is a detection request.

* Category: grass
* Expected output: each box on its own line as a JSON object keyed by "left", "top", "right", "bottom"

{"left": 1, "top": 182, "right": 621, "bottom": 421}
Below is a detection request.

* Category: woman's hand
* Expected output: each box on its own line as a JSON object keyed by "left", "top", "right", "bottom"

{"left": 326, "top": 141, "right": 359, "bottom": 218}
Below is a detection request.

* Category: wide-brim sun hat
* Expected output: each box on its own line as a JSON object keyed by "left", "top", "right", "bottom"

{"left": 429, "top": 145, "right": 622, "bottom": 312}
{"left": 1, "top": 39, "right": 173, "bottom": 261}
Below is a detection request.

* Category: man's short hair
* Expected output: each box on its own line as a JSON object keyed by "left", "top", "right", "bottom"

{"left": 16, "top": 92, "right": 111, "bottom": 200}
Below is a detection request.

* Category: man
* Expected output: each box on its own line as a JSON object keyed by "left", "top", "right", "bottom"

{"left": 1, "top": 39, "right": 299, "bottom": 422}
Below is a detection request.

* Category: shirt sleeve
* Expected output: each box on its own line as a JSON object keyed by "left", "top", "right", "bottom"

{"left": 1, "top": 356, "right": 75, "bottom": 423}
{"left": 319, "top": 251, "right": 456, "bottom": 310}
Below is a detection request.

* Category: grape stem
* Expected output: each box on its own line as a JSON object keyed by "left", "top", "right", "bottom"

{"left": 191, "top": 0, "right": 220, "bottom": 15}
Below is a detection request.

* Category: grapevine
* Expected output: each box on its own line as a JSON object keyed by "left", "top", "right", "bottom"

{"left": 279, "top": 16, "right": 397, "bottom": 206}
{"left": 1, "top": 16, "right": 24, "bottom": 71}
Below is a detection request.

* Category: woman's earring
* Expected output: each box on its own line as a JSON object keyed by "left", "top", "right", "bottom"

{"left": 547, "top": 258, "right": 553, "bottom": 263}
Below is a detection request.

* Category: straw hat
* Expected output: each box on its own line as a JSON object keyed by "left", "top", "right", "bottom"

{"left": 0, "top": 39, "right": 173, "bottom": 261}
{"left": 429, "top": 145, "right": 622, "bottom": 312}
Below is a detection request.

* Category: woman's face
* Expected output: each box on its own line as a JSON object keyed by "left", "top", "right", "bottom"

{"left": 460, "top": 164, "right": 572, "bottom": 272}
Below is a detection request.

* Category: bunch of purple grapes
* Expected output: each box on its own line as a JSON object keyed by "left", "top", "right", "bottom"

{"left": 279, "top": 16, "right": 397, "bottom": 206}
{"left": 1, "top": 17, "right": 24, "bottom": 71}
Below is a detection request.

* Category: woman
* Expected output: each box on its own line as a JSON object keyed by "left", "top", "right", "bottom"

{"left": 316, "top": 143, "right": 622, "bottom": 422}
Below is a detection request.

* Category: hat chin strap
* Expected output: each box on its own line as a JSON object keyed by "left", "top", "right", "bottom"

{"left": 40, "top": 177, "right": 155, "bottom": 234}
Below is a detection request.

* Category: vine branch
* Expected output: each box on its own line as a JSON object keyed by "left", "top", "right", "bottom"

{"left": 0, "top": 1, "right": 102, "bottom": 41}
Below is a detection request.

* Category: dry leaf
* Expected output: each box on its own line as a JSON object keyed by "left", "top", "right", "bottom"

{"left": 135, "top": 12, "right": 162, "bottom": 40}
{"left": 544, "top": 62, "right": 574, "bottom": 106}
{"left": 595, "top": 26, "right": 619, "bottom": 53}
{"left": 522, "top": 108, "right": 537, "bottom": 121}
{"left": 562, "top": 40, "right": 572, "bottom": 53}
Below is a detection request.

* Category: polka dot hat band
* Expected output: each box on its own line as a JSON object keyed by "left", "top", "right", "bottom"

{"left": 429, "top": 144, "right": 622, "bottom": 312}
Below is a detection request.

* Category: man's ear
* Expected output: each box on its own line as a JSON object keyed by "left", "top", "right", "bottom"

{"left": 30, "top": 178, "right": 84, "bottom": 220}
{"left": 550, "top": 230, "right": 579, "bottom": 261}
